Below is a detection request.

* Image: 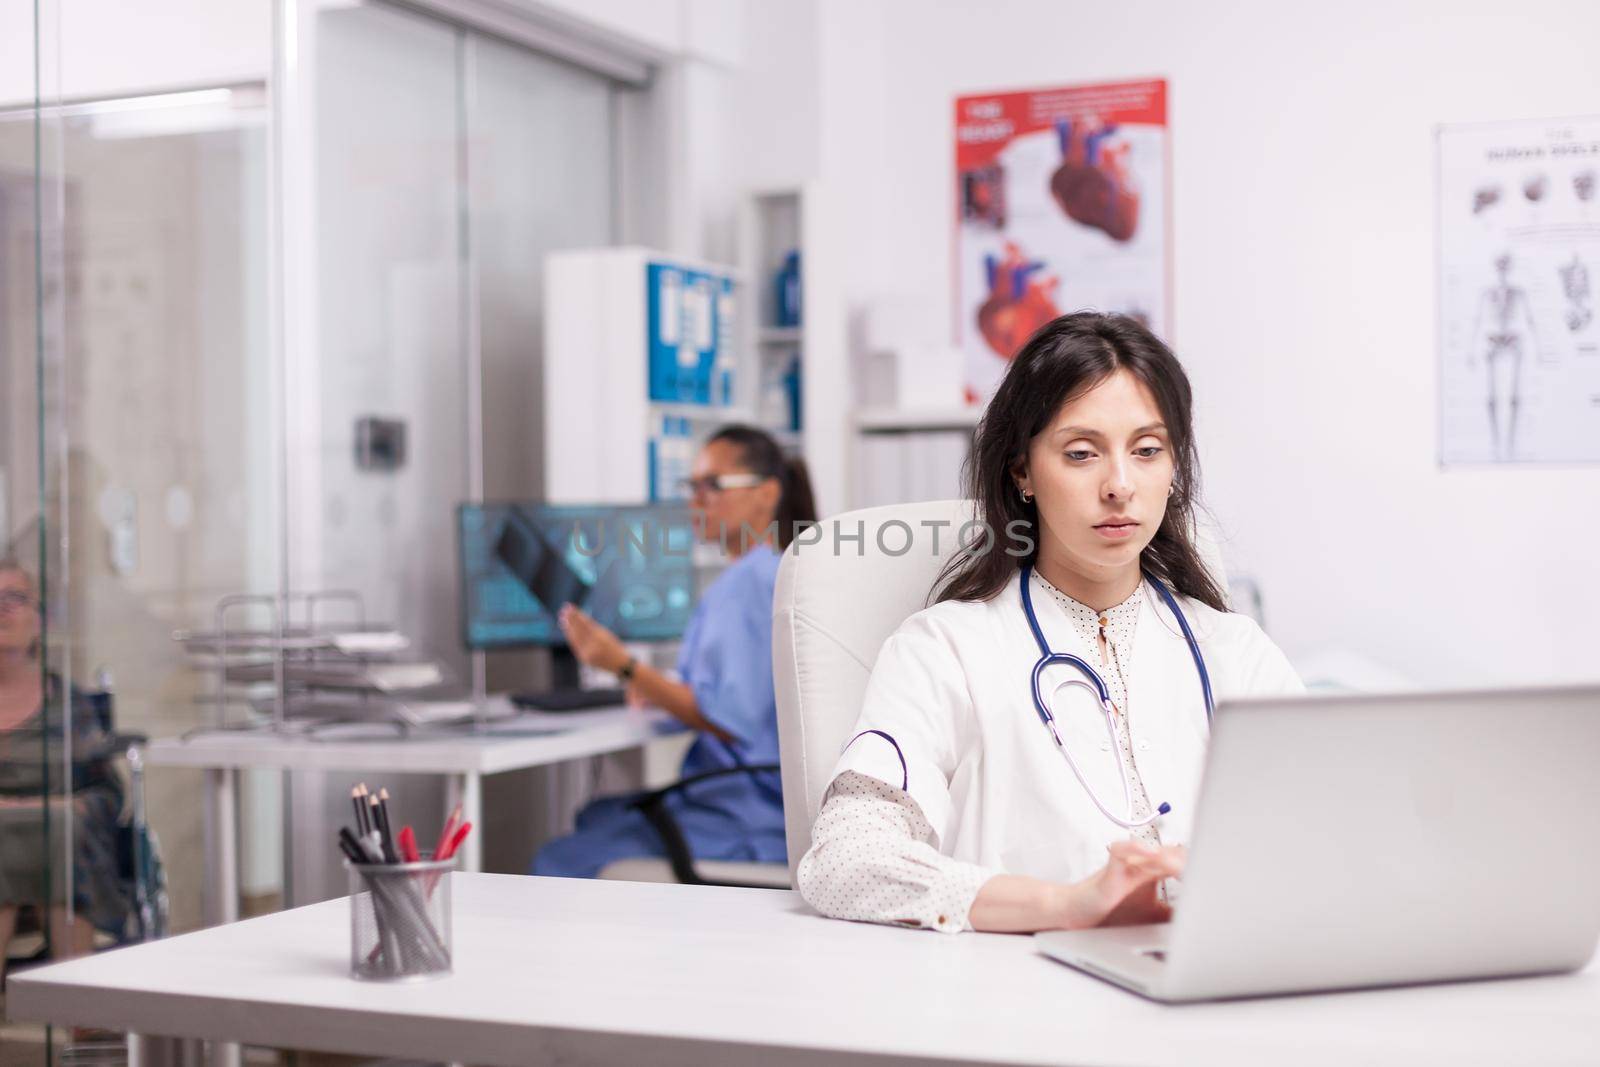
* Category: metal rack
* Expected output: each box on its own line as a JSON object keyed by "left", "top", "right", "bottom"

{"left": 174, "top": 590, "right": 466, "bottom": 738}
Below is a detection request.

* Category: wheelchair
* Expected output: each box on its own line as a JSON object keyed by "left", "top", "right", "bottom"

{"left": 2, "top": 685, "right": 169, "bottom": 1063}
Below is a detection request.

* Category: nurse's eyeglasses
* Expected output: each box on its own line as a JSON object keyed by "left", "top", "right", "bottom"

{"left": 678, "top": 473, "right": 767, "bottom": 497}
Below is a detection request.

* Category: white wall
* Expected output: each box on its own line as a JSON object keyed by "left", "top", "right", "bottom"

{"left": 778, "top": 0, "right": 1600, "bottom": 690}
{"left": 0, "top": 0, "right": 743, "bottom": 105}
{"left": 0, "top": 0, "right": 270, "bottom": 107}
{"left": 732, "top": 0, "right": 820, "bottom": 193}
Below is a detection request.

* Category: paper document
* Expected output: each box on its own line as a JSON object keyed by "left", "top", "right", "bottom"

{"left": 331, "top": 631, "right": 411, "bottom": 655}
{"left": 366, "top": 663, "right": 445, "bottom": 692}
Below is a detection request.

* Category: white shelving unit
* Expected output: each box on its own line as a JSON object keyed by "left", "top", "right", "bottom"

{"left": 540, "top": 194, "right": 848, "bottom": 519}
{"left": 738, "top": 184, "right": 848, "bottom": 518}
{"left": 757, "top": 326, "right": 803, "bottom": 346}
{"left": 854, "top": 405, "right": 983, "bottom": 433}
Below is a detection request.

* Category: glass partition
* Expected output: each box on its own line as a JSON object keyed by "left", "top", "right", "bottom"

{"left": 1, "top": 1, "right": 69, "bottom": 1059}
{"left": 1, "top": 10, "right": 638, "bottom": 1048}
{"left": 311, "top": 4, "right": 619, "bottom": 690}
{"left": 0, "top": 85, "right": 273, "bottom": 957}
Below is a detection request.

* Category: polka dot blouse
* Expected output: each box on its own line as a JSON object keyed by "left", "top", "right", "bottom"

{"left": 796, "top": 574, "right": 1161, "bottom": 933}
{"left": 796, "top": 770, "right": 996, "bottom": 933}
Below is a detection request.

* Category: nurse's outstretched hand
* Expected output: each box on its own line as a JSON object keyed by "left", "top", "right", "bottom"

{"left": 1068, "top": 841, "right": 1186, "bottom": 929}
{"left": 557, "top": 604, "right": 629, "bottom": 674}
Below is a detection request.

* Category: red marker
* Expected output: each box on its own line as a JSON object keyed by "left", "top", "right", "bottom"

{"left": 433, "top": 805, "right": 461, "bottom": 859}
{"left": 438, "top": 821, "right": 473, "bottom": 862}
{"left": 397, "top": 825, "right": 420, "bottom": 864}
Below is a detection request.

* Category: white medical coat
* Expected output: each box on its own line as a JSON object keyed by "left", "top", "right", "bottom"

{"left": 829, "top": 574, "right": 1304, "bottom": 885}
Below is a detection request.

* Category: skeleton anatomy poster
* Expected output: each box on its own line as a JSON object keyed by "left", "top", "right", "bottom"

{"left": 955, "top": 78, "right": 1170, "bottom": 404}
{"left": 1438, "top": 117, "right": 1600, "bottom": 465}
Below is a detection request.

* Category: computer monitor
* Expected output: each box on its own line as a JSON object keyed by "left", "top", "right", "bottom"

{"left": 457, "top": 502, "right": 696, "bottom": 651}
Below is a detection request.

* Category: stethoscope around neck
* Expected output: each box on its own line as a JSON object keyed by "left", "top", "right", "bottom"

{"left": 1019, "top": 563, "right": 1215, "bottom": 830}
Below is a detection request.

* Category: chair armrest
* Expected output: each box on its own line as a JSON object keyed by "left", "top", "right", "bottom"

{"left": 79, "top": 732, "right": 150, "bottom": 762}
{"left": 629, "top": 763, "right": 780, "bottom": 809}
{"left": 626, "top": 764, "right": 781, "bottom": 888}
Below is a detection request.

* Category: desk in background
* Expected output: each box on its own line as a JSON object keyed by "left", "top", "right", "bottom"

{"left": 142, "top": 703, "right": 682, "bottom": 924}
{"left": 11, "top": 873, "right": 1599, "bottom": 1067}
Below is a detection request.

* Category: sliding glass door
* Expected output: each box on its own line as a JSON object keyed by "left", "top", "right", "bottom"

{"left": 282, "top": 2, "right": 624, "bottom": 900}
{"left": 312, "top": 3, "right": 619, "bottom": 689}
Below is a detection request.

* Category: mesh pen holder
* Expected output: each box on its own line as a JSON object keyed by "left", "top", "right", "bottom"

{"left": 347, "top": 855, "right": 455, "bottom": 981}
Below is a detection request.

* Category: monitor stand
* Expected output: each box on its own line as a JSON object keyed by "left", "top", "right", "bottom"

{"left": 510, "top": 646, "right": 626, "bottom": 712}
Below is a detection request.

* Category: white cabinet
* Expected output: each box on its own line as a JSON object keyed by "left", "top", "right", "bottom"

{"left": 543, "top": 187, "right": 846, "bottom": 520}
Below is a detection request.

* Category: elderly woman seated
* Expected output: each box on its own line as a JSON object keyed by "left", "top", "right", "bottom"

{"left": 0, "top": 558, "right": 131, "bottom": 973}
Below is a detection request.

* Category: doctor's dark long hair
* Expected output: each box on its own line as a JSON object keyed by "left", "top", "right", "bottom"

{"left": 708, "top": 424, "right": 818, "bottom": 550}
{"left": 934, "top": 312, "right": 1228, "bottom": 612}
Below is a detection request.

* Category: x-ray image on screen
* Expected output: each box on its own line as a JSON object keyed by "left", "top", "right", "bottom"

{"left": 457, "top": 502, "right": 695, "bottom": 650}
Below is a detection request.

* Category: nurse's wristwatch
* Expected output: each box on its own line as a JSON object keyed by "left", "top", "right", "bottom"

{"left": 616, "top": 656, "right": 639, "bottom": 683}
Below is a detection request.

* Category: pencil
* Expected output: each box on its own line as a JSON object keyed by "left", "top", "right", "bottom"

{"left": 350, "top": 787, "right": 368, "bottom": 837}
{"left": 354, "top": 783, "right": 372, "bottom": 836}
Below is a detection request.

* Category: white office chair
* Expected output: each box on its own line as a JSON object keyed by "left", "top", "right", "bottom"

{"left": 771, "top": 499, "right": 977, "bottom": 879}
{"left": 771, "top": 499, "right": 1229, "bottom": 879}
{"left": 598, "top": 503, "right": 977, "bottom": 891}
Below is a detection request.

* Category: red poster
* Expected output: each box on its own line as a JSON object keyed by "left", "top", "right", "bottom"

{"left": 955, "top": 78, "right": 1171, "bottom": 402}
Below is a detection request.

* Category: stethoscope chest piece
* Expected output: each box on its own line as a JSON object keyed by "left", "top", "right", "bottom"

{"left": 1019, "top": 565, "right": 1210, "bottom": 829}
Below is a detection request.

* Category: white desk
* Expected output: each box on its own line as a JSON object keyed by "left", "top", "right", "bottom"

{"left": 11, "top": 873, "right": 1600, "bottom": 1067}
{"left": 143, "top": 705, "right": 681, "bottom": 923}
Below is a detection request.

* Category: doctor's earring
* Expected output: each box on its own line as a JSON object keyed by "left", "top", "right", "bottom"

{"left": 1017, "top": 484, "right": 1033, "bottom": 504}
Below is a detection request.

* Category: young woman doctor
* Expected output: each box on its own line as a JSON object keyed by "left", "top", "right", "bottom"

{"left": 797, "top": 312, "right": 1303, "bottom": 933}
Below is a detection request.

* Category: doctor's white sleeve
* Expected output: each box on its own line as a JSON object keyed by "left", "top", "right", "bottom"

{"left": 796, "top": 771, "right": 997, "bottom": 934}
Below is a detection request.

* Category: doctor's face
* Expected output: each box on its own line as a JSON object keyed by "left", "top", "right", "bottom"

{"left": 1017, "top": 369, "right": 1174, "bottom": 585}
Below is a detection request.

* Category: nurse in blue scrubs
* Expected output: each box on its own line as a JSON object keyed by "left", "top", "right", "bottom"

{"left": 531, "top": 426, "right": 818, "bottom": 878}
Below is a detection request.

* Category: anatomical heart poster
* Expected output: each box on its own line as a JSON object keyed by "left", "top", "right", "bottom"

{"left": 955, "top": 78, "right": 1170, "bottom": 403}
{"left": 1438, "top": 117, "right": 1600, "bottom": 466}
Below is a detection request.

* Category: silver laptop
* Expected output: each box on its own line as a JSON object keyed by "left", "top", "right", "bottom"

{"left": 1036, "top": 685, "right": 1600, "bottom": 1001}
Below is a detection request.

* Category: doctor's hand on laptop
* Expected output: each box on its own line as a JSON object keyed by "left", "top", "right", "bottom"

{"left": 973, "top": 841, "right": 1186, "bottom": 932}
{"left": 1085, "top": 841, "right": 1187, "bottom": 928}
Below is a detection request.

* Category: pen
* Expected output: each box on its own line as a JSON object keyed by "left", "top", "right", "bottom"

{"left": 336, "top": 828, "right": 367, "bottom": 866}
{"left": 433, "top": 804, "right": 461, "bottom": 859}
{"left": 419, "top": 821, "right": 471, "bottom": 902}
{"left": 376, "top": 790, "right": 398, "bottom": 863}
{"left": 438, "top": 821, "right": 473, "bottom": 862}
{"left": 368, "top": 795, "right": 397, "bottom": 864}
{"left": 397, "top": 825, "right": 420, "bottom": 864}
{"left": 341, "top": 827, "right": 407, "bottom": 972}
